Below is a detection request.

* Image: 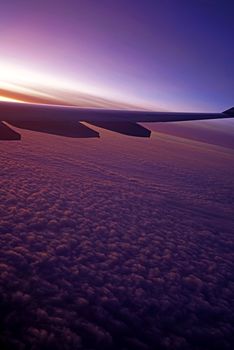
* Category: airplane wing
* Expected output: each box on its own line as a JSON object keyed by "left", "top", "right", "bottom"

{"left": 0, "top": 101, "right": 233, "bottom": 140}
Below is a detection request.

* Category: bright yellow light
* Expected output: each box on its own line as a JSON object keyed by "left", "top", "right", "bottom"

{"left": 0, "top": 96, "right": 23, "bottom": 103}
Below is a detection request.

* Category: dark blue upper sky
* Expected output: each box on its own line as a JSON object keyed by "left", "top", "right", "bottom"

{"left": 0, "top": 0, "right": 234, "bottom": 111}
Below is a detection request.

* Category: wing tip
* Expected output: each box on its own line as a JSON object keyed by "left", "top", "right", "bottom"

{"left": 223, "top": 107, "right": 234, "bottom": 115}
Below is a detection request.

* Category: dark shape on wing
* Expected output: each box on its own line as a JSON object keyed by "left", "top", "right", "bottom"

{"left": 0, "top": 121, "right": 21, "bottom": 140}
{"left": 7, "top": 121, "right": 100, "bottom": 138}
{"left": 87, "top": 121, "right": 151, "bottom": 137}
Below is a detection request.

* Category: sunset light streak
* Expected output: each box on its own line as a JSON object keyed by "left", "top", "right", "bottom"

{"left": 0, "top": 60, "right": 154, "bottom": 109}
{"left": 0, "top": 60, "right": 145, "bottom": 107}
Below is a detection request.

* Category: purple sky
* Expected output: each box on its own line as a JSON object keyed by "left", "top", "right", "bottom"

{"left": 0, "top": 0, "right": 234, "bottom": 111}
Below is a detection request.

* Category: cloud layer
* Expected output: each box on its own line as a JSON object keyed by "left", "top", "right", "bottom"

{"left": 0, "top": 131, "right": 234, "bottom": 349}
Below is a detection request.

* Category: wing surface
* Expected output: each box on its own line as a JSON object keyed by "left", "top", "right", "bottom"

{"left": 0, "top": 101, "right": 233, "bottom": 139}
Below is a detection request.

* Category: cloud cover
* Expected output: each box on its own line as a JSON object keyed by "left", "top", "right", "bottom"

{"left": 0, "top": 131, "right": 234, "bottom": 349}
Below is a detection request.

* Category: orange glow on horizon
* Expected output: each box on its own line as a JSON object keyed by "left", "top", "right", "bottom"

{"left": 0, "top": 60, "right": 164, "bottom": 111}
{"left": 0, "top": 96, "right": 24, "bottom": 103}
{"left": 0, "top": 61, "right": 111, "bottom": 100}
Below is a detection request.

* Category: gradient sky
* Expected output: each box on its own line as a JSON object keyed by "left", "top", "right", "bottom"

{"left": 0, "top": 0, "right": 234, "bottom": 111}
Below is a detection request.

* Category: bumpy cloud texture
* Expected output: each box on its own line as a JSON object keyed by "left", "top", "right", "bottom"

{"left": 0, "top": 129, "right": 234, "bottom": 349}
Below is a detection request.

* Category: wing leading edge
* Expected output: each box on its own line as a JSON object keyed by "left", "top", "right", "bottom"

{"left": 0, "top": 101, "right": 233, "bottom": 140}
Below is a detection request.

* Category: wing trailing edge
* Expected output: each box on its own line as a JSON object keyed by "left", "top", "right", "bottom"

{"left": 87, "top": 121, "right": 151, "bottom": 137}
{"left": 7, "top": 120, "right": 100, "bottom": 138}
